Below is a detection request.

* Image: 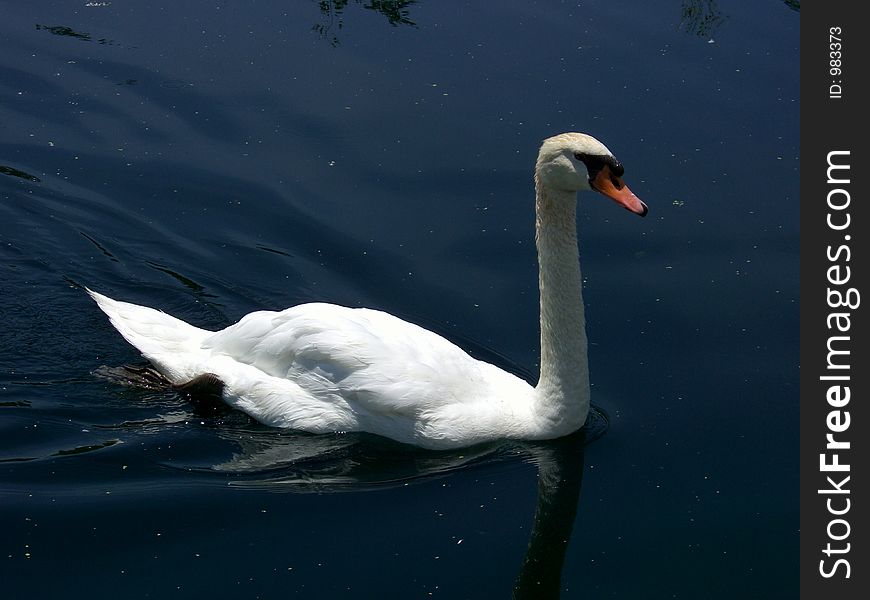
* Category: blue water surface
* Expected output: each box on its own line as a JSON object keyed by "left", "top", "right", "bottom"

{"left": 1, "top": 1, "right": 798, "bottom": 598}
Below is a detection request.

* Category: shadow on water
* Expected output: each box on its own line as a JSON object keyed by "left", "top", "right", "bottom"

{"left": 678, "top": 0, "right": 796, "bottom": 38}
{"left": 312, "top": 0, "right": 419, "bottom": 46}
{"left": 0, "top": 164, "right": 41, "bottom": 182}
{"left": 313, "top": 0, "right": 794, "bottom": 46}
{"left": 34, "top": 23, "right": 118, "bottom": 46}
{"left": 678, "top": 0, "right": 728, "bottom": 38}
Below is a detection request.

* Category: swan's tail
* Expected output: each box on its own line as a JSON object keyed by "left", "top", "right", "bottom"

{"left": 87, "top": 288, "right": 211, "bottom": 384}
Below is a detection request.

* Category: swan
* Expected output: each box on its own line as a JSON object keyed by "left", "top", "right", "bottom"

{"left": 88, "top": 132, "right": 647, "bottom": 450}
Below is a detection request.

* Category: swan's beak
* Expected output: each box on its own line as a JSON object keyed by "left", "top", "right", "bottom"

{"left": 591, "top": 166, "right": 648, "bottom": 217}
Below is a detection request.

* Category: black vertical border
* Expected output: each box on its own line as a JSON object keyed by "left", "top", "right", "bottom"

{"left": 800, "top": 2, "right": 867, "bottom": 597}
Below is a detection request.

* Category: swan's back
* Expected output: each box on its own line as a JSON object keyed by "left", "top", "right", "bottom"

{"left": 91, "top": 290, "right": 534, "bottom": 449}
{"left": 203, "top": 304, "right": 533, "bottom": 441}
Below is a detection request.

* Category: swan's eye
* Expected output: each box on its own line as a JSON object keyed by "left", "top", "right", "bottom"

{"left": 573, "top": 153, "right": 604, "bottom": 174}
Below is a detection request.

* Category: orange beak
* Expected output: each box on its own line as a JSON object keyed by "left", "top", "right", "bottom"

{"left": 591, "top": 165, "right": 648, "bottom": 217}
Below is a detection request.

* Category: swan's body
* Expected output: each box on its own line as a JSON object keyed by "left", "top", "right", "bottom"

{"left": 90, "top": 132, "right": 647, "bottom": 449}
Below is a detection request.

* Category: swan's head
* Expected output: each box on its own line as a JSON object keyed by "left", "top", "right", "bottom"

{"left": 536, "top": 132, "right": 648, "bottom": 217}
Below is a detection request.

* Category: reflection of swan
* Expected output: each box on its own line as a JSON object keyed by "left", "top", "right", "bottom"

{"left": 199, "top": 416, "right": 593, "bottom": 597}
{"left": 513, "top": 433, "right": 586, "bottom": 600}
{"left": 89, "top": 132, "right": 646, "bottom": 449}
{"left": 199, "top": 406, "right": 604, "bottom": 495}
{"left": 209, "top": 430, "right": 504, "bottom": 492}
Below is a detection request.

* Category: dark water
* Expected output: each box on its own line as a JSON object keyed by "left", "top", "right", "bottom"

{"left": 1, "top": 1, "right": 798, "bottom": 598}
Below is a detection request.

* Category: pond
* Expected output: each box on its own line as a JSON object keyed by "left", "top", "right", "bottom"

{"left": 1, "top": 1, "right": 799, "bottom": 598}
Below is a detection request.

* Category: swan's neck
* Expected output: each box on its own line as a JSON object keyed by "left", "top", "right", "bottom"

{"left": 532, "top": 176, "right": 590, "bottom": 434}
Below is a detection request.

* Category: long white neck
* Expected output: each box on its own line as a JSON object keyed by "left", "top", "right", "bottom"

{"left": 532, "top": 174, "right": 590, "bottom": 435}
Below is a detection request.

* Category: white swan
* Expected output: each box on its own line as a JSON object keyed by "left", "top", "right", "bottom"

{"left": 89, "top": 132, "right": 647, "bottom": 450}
